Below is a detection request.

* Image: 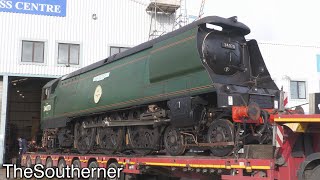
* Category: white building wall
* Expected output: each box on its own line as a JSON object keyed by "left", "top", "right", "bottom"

{"left": 0, "top": 0, "right": 173, "bottom": 77}
{"left": 0, "top": 0, "right": 175, "bottom": 165}
{"left": 259, "top": 42, "right": 320, "bottom": 113}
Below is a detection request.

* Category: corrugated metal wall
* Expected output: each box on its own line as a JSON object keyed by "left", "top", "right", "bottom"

{"left": 0, "top": 0, "right": 173, "bottom": 77}
{"left": 0, "top": 79, "right": 3, "bottom": 130}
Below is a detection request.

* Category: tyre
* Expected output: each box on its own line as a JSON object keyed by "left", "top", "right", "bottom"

{"left": 45, "top": 157, "right": 53, "bottom": 168}
{"left": 309, "top": 165, "right": 320, "bottom": 180}
{"left": 26, "top": 155, "right": 32, "bottom": 168}
{"left": 35, "top": 156, "right": 42, "bottom": 165}
{"left": 72, "top": 159, "right": 81, "bottom": 180}
{"left": 88, "top": 161, "right": 99, "bottom": 180}
{"left": 45, "top": 157, "right": 54, "bottom": 176}
{"left": 107, "top": 162, "right": 122, "bottom": 180}
{"left": 57, "top": 158, "right": 67, "bottom": 176}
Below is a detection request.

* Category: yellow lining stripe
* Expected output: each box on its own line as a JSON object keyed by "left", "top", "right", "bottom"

{"left": 125, "top": 162, "right": 270, "bottom": 170}
{"left": 97, "top": 160, "right": 108, "bottom": 163}
{"left": 275, "top": 118, "right": 320, "bottom": 122}
{"left": 61, "top": 35, "right": 195, "bottom": 87}
{"left": 61, "top": 55, "right": 148, "bottom": 87}
{"left": 145, "top": 162, "right": 187, "bottom": 167}
{"left": 118, "top": 162, "right": 135, "bottom": 165}
{"left": 27, "top": 158, "right": 270, "bottom": 170}
{"left": 251, "top": 166, "right": 271, "bottom": 170}
{"left": 56, "top": 84, "right": 213, "bottom": 117}
{"left": 150, "top": 36, "right": 195, "bottom": 53}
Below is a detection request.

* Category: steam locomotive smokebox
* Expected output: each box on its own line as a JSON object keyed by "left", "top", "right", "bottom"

{"left": 309, "top": 93, "right": 320, "bottom": 114}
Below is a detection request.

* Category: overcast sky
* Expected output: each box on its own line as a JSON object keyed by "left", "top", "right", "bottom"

{"left": 187, "top": 0, "right": 320, "bottom": 44}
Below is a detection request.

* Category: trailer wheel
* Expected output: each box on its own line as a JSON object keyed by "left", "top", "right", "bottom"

{"left": 72, "top": 159, "right": 81, "bottom": 180}
{"left": 45, "top": 157, "right": 53, "bottom": 168}
{"left": 58, "top": 158, "right": 67, "bottom": 176}
{"left": 309, "top": 165, "right": 320, "bottom": 180}
{"left": 45, "top": 157, "right": 54, "bottom": 176}
{"left": 26, "top": 155, "right": 32, "bottom": 168}
{"left": 35, "top": 156, "right": 42, "bottom": 165}
{"left": 107, "top": 162, "right": 121, "bottom": 180}
{"left": 88, "top": 161, "right": 99, "bottom": 180}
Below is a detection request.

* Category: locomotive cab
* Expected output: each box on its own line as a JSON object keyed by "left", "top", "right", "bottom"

{"left": 41, "top": 79, "right": 59, "bottom": 127}
{"left": 42, "top": 87, "right": 51, "bottom": 100}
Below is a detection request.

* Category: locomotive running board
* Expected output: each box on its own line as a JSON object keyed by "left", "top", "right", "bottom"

{"left": 82, "top": 119, "right": 170, "bottom": 128}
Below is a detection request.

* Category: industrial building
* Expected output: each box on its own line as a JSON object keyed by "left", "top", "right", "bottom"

{"left": 0, "top": 0, "right": 179, "bottom": 164}
{"left": 259, "top": 42, "right": 320, "bottom": 113}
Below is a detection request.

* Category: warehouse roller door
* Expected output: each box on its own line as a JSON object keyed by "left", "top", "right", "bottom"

{"left": 4, "top": 77, "right": 53, "bottom": 163}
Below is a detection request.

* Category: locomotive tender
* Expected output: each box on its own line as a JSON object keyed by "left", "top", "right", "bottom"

{"left": 41, "top": 16, "right": 279, "bottom": 157}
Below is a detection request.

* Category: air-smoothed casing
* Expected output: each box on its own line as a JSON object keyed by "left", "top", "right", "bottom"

{"left": 41, "top": 16, "right": 279, "bottom": 129}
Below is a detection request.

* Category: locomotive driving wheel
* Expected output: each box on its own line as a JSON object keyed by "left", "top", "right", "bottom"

{"left": 207, "top": 119, "right": 234, "bottom": 157}
{"left": 97, "top": 127, "right": 124, "bottom": 154}
{"left": 127, "top": 126, "right": 159, "bottom": 155}
{"left": 163, "top": 126, "right": 186, "bottom": 156}
{"left": 74, "top": 122, "right": 96, "bottom": 154}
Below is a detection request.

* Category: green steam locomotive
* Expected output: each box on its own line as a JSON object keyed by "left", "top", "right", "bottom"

{"left": 41, "top": 16, "right": 279, "bottom": 157}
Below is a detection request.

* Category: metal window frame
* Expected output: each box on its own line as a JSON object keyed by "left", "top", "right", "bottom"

{"left": 57, "top": 43, "right": 80, "bottom": 65}
{"left": 21, "top": 40, "right": 45, "bottom": 63}
{"left": 109, "top": 46, "right": 130, "bottom": 56}
{"left": 291, "top": 80, "right": 306, "bottom": 99}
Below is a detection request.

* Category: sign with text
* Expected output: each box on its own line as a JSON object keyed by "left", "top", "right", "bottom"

{"left": 0, "top": 0, "right": 66, "bottom": 17}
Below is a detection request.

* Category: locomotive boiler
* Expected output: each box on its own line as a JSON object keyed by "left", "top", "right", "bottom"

{"left": 41, "top": 16, "right": 279, "bottom": 157}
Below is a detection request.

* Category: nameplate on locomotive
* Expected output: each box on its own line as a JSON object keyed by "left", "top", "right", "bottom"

{"left": 93, "top": 72, "right": 110, "bottom": 82}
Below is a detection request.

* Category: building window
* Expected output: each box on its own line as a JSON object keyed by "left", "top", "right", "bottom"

{"left": 110, "top": 46, "right": 129, "bottom": 56}
{"left": 21, "top": 41, "right": 44, "bottom": 63}
{"left": 317, "top": 54, "right": 320, "bottom": 72}
{"left": 290, "top": 81, "right": 306, "bottom": 99}
{"left": 58, "top": 43, "right": 80, "bottom": 65}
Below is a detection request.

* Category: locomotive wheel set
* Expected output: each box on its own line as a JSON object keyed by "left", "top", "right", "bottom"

{"left": 41, "top": 16, "right": 279, "bottom": 157}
